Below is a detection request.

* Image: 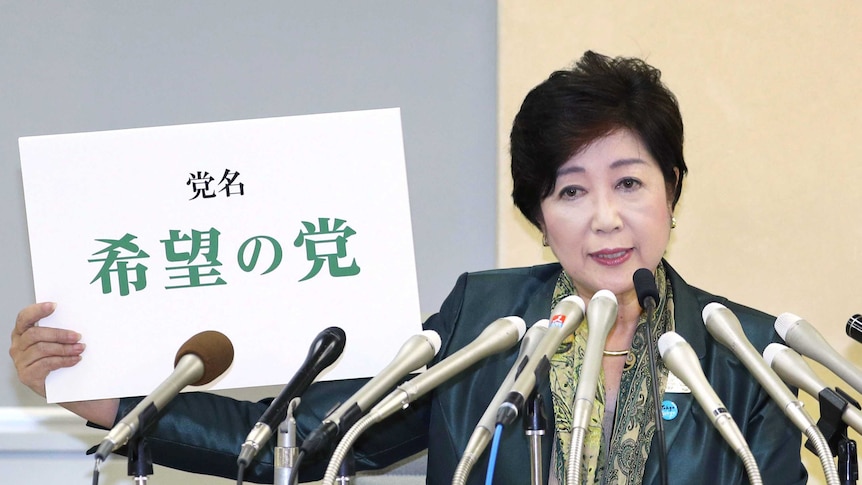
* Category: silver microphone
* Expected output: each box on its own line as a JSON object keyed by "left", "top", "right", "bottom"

{"left": 566, "top": 290, "right": 617, "bottom": 485}
{"left": 95, "top": 331, "right": 234, "bottom": 460}
{"left": 702, "top": 303, "right": 840, "bottom": 485}
{"left": 703, "top": 303, "right": 813, "bottom": 432}
{"left": 496, "top": 295, "right": 586, "bottom": 426}
{"left": 763, "top": 343, "right": 862, "bottom": 434}
{"left": 368, "top": 316, "right": 527, "bottom": 422}
{"left": 774, "top": 313, "right": 862, "bottom": 395}
{"left": 658, "top": 332, "right": 757, "bottom": 464}
{"left": 453, "top": 320, "right": 551, "bottom": 485}
{"left": 299, "top": 330, "right": 442, "bottom": 457}
{"left": 572, "top": 290, "right": 618, "bottom": 428}
{"left": 320, "top": 316, "right": 527, "bottom": 485}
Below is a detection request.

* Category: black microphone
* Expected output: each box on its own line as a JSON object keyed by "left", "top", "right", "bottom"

{"left": 299, "top": 330, "right": 441, "bottom": 458}
{"left": 237, "top": 327, "right": 346, "bottom": 467}
{"left": 632, "top": 268, "right": 668, "bottom": 485}
{"left": 847, "top": 315, "right": 862, "bottom": 345}
{"left": 94, "top": 330, "right": 235, "bottom": 460}
{"left": 633, "top": 268, "right": 659, "bottom": 312}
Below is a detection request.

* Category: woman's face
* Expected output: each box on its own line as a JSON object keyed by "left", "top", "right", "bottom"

{"left": 538, "top": 129, "right": 674, "bottom": 304}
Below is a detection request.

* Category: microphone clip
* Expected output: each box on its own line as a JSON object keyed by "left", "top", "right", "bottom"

{"left": 524, "top": 391, "right": 547, "bottom": 435}
{"left": 524, "top": 391, "right": 547, "bottom": 485}
{"left": 808, "top": 387, "right": 859, "bottom": 482}
{"left": 126, "top": 435, "right": 154, "bottom": 482}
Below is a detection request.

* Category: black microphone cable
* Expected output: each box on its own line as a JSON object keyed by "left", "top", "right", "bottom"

{"left": 633, "top": 268, "right": 668, "bottom": 485}
{"left": 289, "top": 449, "right": 305, "bottom": 485}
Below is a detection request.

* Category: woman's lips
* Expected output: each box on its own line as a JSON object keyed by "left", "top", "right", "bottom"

{"left": 590, "top": 248, "right": 633, "bottom": 266}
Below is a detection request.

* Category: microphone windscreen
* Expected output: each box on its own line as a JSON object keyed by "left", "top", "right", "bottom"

{"left": 175, "top": 330, "right": 235, "bottom": 386}
{"left": 761, "top": 342, "right": 787, "bottom": 368}
{"left": 657, "top": 330, "right": 685, "bottom": 356}
{"left": 420, "top": 330, "right": 443, "bottom": 355}
{"left": 773, "top": 312, "right": 800, "bottom": 340}
{"left": 633, "top": 268, "right": 659, "bottom": 308}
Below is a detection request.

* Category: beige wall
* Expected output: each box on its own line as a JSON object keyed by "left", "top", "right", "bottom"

{"left": 498, "top": 3, "right": 862, "bottom": 483}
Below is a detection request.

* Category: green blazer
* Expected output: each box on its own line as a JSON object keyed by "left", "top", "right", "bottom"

{"left": 111, "top": 262, "right": 806, "bottom": 484}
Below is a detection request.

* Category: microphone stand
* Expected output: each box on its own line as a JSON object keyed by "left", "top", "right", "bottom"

{"left": 642, "top": 298, "right": 668, "bottom": 485}
{"left": 810, "top": 387, "right": 859, "bottom": 485}
{"left": 336, "top": 449, "right": 356, "bottom": 484}
{"left": 127, "top": 435, "right": 153, "bottom": 485}
{"left": 274, "top": 398, "right": 301, "bottom": 485}
{"left": 633, "top": 268, "right": 668, "bottom": 485}
{"left": 523, "top": 391, "right": 547, "bottom": 485}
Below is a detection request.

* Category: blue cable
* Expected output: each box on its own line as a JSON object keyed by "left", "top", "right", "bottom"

{"left": 485, "top": 423, "right": 504, "bottom": 485}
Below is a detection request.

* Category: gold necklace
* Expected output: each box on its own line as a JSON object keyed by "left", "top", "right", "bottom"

{"left": 602, "top": 349, "right": 630, "bottom": 356}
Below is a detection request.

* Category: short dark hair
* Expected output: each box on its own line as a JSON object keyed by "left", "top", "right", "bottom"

{"left": 510, "top": 51, "right": 687, "bottom": 228}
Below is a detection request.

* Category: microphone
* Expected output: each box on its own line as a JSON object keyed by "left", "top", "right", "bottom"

{"left": 703, "top": 304, "right": 815, "bottom": 432}
{"left": 572, "top": 290, "right": 617, "bottom": 425}
{"left": 496, "top": 295, "right": 586, "bottom": 426}
{"left": 368, "top": 316, "right": 526, "bottom": 421}
{"left": 451, "top": 319, "right": 551, "bottom": 485}
{"left": 846, "top": 314, "right": 862, "bottom": 345}
{"left": 238, "top": 327, "right": 346, "bottom": 467}
{"left": 658, "top": 333, "right": 757, "bottom": 466}
{"left": 763, "top": 343, "right": 862, "bottom": 435}
{"left": 321, "top": 316, "right": 526, "bottom": 485}
{"left": 774, "top": 313, "right": 862, "bottom": 395}
{"left": 567, "top": 290, "right": 617, "bottom": 485}
{"left": 94, "top": 330, "right": 234, "bottom": 460}
{"left": 633, "top": 267, "right": 659, "bottom": 312}
{"left": 633, "top": 267, "right": 668, "bottom": 485}
{"left": 702, "top": 303, "right": 840, "bottom": 483}
{"left": 299, "top": 330, "right": 442, "bottom": 457}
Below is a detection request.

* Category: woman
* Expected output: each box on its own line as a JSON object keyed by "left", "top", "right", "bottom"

{"left": 11, "top": 51, "right": 806, "bottom": 484}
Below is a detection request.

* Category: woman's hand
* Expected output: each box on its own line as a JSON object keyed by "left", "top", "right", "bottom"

{"left": 10, "top": 302, "right": 83, "bottom": 398}
{"left": 10, "top": 302, "right": 119, "bottom": 427}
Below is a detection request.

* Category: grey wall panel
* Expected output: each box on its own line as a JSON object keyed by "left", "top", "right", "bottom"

{"left": 0, "top": 1, "right": 496, "bottom": 410}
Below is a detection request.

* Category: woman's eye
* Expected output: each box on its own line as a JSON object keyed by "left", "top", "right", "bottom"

{"left": 617, "top": 178, "right": 642, "bottom": 191}
{"left": 559, "top": 186, "right": 583, "bottom": 198}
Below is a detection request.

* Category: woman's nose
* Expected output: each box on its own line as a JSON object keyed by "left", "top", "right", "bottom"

{"left": 590, "top": 194, "right": 622, "bottom": 233}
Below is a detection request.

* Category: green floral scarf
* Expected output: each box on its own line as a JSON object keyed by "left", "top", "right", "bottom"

{"left": 549, "top": 263, "right": 674, "bottom": 484}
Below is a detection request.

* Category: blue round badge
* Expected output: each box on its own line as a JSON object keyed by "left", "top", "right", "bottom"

{"left": 661, "top": 400, "right": 678, "bottom": 421}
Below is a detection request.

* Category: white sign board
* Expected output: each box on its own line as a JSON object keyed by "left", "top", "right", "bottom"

{"left": 19, "top": 108, "right": 422, "bottom": 403}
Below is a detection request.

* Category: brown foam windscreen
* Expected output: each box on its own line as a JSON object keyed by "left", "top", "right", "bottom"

{"left": 174, "top": 330, "right": 235, "bottom": 386}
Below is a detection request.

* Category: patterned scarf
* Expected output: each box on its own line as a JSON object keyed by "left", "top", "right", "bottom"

{"left": 549, "top": 263, "right": 674, "bottom": 484}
